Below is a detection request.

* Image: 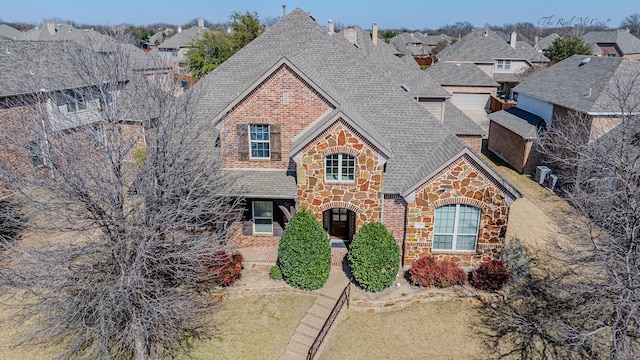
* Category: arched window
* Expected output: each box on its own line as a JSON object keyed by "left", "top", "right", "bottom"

{"left": 433, "top": 204, "right": 480, "bottom": 251}
{"left": 325, "top": 153, "right": 355, "bottom": 182}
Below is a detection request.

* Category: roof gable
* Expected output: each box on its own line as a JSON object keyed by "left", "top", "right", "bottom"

{"left": 437, "top": 28, "right": 530, "bottom": 63}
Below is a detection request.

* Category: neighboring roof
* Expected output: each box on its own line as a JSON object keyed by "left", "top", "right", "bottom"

{"left": 510, "top": 40, "right": 549, "bottom": 62}
{"left": 414, "top": 33, "right": 452, "bottom": 46}
{"left": 494, "top": 31, "right": 533, "bottom": 46}
{"left": 514, "top": 55, "right": 640, "bottom": 114}
{"left": 0, "top": 24, "right": 24, "bottom": 40}
{"left": 158, "top": 26, "right": 207, "bottom": 49}
{"left": 581, "top": 30, "right": 640, "bottom": 55}
{"left": 222, "top": 169, "right": 298, "bottom": 199}
{"left": 426, "top": 62, "right": 498, "bottom": 87}
{"left": 147, "top": 28, "right": 174, "bottom": 47}
{"left": 493, "top": 72, "right": 521, "bottom": 83}
{"left": 21, "top": 22, "right": 118, "bottom": 51}
{"left": 443, "top": 99, "right": 487, "bottom": 136}
{"left": 536, "top": 33, "right": 560, "bottom": 51}
{"left": 193, "top": 8, "right": 481, "bottom": 195}
{"left": 437, "top": 28, "right": 530, "bottom": 63}
{"left": 489, "top": 107, "right": 545, "bottom": 139}
{"left": 390, "top": 32, "right": 429, "bottom": 57}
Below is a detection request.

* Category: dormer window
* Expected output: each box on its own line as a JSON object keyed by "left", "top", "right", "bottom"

{"left": 325, "top": 153, "right": 355, "bottom": 182}
{"left": 66, "top": 90, "right": 86, "bottom": 112}
{"left": 496, "top": 60, "right": 511, "bottom": 70}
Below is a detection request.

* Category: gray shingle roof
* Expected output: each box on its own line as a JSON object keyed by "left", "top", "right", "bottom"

{"left": 514, "top": 55, "right": 640, "bottom": 114}
{"left": 443, "top": 100, "right": 487, "bottom": 136}
{"left": 21, "top": 23, "right": 118, "bottom": 51}
{"left": 536, "top": 33, "right": 560, "bottom": 51}
{"left": 426, "top": 62, "right": 498, "bottom": 87}
{"left": 437, "top": 28, "right": 528, "bottom": 63}
{"left": 489, "top": 107, "right": 545, "bottom": 139}
{"left": 221, "top": 169, "right": 298, "bottom": 198}
{"left": 414, "top": 33, "right": 452, "bottom": 46}
{"left": 581, "top": 30, "right": 640, "bottom": 55}
{"left": 158, "top": 26, "right": 207, "bottom": 49}
{"left": 0, "top": 24, "right": 24, "bottom": 40}
{"left": 192, "top": 8, "right": 475, "bottom": 195}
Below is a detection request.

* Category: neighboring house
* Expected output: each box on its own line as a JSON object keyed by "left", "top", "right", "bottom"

{"left": 581, "top": 30, "right": 640, "bottom": 60}
{"left": 488, "top": 55, "right": 640, "bottom": 173}
{"left": 425, "top": 61, "right": 500, "bottom": 131}
{"left": 0, "top": 39, "right": 153, "bottom": 184}
{"left": 535, "top": 33, "right": 560, "bottom": 51}
{"left": 437, "top": 28, "right": 550, "bottom": 108}
{"left": 390, "top": 32, "right": 432, "bottom": 66}
{"left": 144, "top": 28, "right": 174, "bottom": 50}
{"left": 338, "top": 24, "right": 486, "bottom": 152}
{"left": 0, "top": 24, "right": 25, "bottom": 40}
{"left": 157, "top": 18, "right": 208, "bottom": 81}
{"left": 414, "top": 32, "right": 452, "bottom": 52}
{"left": 192, "top": 8, "right": 521, "bottom": 267}
{"left": 21, "top": 22, "right": 117, "bottom": 51}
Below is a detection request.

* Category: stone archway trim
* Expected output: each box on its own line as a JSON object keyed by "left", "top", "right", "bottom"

{"left": 432, "top": 197, "right": 487, "bottom": 209}
{"left": 318, "top": 201, "right": 360, "bottom": 213}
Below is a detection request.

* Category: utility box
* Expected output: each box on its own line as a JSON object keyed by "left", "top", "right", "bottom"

{"left": 535, "top": 166, "right": 551, "bottom": 184}
{"left": 546, "top": 173, "right": 558, "bottom": 190}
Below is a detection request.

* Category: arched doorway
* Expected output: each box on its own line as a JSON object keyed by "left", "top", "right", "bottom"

{"left": 322, "top": 208, "right": 356, "bottom": 241}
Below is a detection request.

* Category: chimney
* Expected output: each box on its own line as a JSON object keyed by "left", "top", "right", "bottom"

{"left": 46, "top": 22, "right": 55, "bottom": 35}
{"left": 534, "top": 35, "right": 539, "bottom": 50}
{"left": 510, "top": 31, "right": 517, "bottom": 48}
{"left": 372, "top": 22, "right": 378, "bottom": 45}
{"left": 328, "top": 19, "right": 334, "bottom": 35}
{"left": 282, "top": 4, "right": 286, "bottom": 17}
{"left": 177, "top": 26, "right": 182, "bottom": 34}
{"left": 198, "top": 17, "right": 204, "bottom": 28}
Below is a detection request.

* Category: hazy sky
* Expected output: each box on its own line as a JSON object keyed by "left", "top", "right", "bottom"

{"left": 1, "top": 0, "right": 633, "bottom": 30}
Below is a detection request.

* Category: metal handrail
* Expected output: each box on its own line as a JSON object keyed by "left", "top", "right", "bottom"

{"left": 307, "top": 282, "right": 351, "bottom": 360}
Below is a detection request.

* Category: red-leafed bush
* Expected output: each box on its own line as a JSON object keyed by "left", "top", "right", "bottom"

{"left": 470, "top": 259, "right": 510, "bottom": 291}
{"left": 406, "top": 256, "right": 466, "bottom": 288}
{"left": 201, "top": 250, "right": 244, "bottom": 287}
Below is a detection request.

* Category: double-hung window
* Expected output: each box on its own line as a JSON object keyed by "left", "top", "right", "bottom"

{"left": 66, "top": 90, "right": 86, "bottom": 112}
{"left": 325, "top": 154, "right": 355, "bottom": 182}
{"left": 433, "top": 204, "right": 480, "bottom": 251}
{"left": 252, "top": 201, "right": 273, "bottom": 234}
{"left": 496, "top": 59, "right": 511, "bottom": 70}
{"left": 249, "top": 124, "right": 270, "bottom": 159}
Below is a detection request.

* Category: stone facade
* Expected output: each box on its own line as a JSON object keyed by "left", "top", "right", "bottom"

{"left": 403, "top": 154, "right": 510, "bottom": 267}
{"left": 221, "top": 64, "right": 333, "bottom": 170}
{"left": 297, "top": 120, "right": 384, "bottom": 230}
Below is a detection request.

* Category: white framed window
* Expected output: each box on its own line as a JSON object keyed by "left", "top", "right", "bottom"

{"left": 325, "top": 153, "right": 355, "bottom": 182}
{"left": 66, "top": 90, "right": 86, "bottom": 112}
{"left": 249, "top": 124, "right": 270, "bottom": 159}
{"left": 252, "top": 201, "right": 273, "bottom": 234}
{"left": 433, "top": 204, "right": 480, "bottom": 251}
{"left": 496, "top": 59, "right": 511, "bottom": 70}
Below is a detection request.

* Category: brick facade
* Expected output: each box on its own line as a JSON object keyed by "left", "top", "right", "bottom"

{"left": 297, "top": 120, "right": 384, "bottom": 229}
{"left": 403, "top": 155, "right": 510, "bottom": 267}
{"left": 221, "top": 64, "right": 333, "bottom": 170}
{"left": 488, "top": 121, "right": 540, "bottom": 174}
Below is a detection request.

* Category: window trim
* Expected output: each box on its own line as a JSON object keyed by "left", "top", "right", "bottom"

{"left": 496, "top": 59, "right": 511, "bottom": 70}
{"left": 248, "top": 124, "right": 270, "bottom": 159}
{"left": 433, "top": 204, "right": 481, "bottom": 251}
{"left": 252, "top": 201, "right": 273, "bottom": 234}
{"left": 66, "top": 90, "right": 86, "bottom": 113}
{"left": 324, "top": 153, "right": 356, "bottom": 182}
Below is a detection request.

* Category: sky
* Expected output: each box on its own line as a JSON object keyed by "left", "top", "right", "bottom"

{"left": 0, "top": 0, "right": 634, "bottom": 31}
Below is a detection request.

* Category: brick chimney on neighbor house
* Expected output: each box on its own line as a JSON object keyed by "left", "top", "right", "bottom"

{"left": 372, "top": 22, "right": 378, "bottom": 45}
{"left": 328, "top": 19, "right": 334, "bottom": 35}
{"left": 510, "top": 31, "right": 517, "bottom": 49}
{"left": 177, "top": 26, "right": 182, "bottom": 34}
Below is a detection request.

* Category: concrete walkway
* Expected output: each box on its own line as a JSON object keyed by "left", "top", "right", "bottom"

{"left": 279, "top": 266, "right": 351, "bottom": 360}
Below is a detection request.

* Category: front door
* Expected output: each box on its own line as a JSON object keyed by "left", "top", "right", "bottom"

{"left": 329, "top": 208, "right": 349, "bottom": 239}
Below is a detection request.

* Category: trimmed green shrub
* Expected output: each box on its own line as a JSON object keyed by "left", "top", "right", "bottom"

{"left": 269, "top": 265, "right": 283, "bottom": 280}
{"left": 470, "top": 259, "right": 510, "bottom": 291}
{"left": 277, "top": 209, "right": 331, "bottom": 290}
{"left": 406, "top": 256, "right": 466, "bottom": 288}
{"left": 348, "top": 222, "right": 400, "bottom": 292}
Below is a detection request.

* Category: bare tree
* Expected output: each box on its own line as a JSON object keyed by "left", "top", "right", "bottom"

{"left": 0, "top": 37, "right": 242, "bottom": 359}
{"left": 621, "top": 13, "right": 640, "bottom": 37}
{"left": 478, "top": 74, "right": 640, "bottom": 359}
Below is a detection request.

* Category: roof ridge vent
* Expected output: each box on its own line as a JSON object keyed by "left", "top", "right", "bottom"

{"left": 579, "top": 57, "right": 591, "bottom": 66}
{"left": 400, "top": 83, "right": 409, "bottom": 92}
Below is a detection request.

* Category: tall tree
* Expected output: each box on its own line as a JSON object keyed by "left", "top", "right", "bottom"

{"left": 228, "top": 11, "right": 265, "bottom": 52}
{"left": 544, "top": 36, "right": 592, "bottom": 62}
{"left": 621, "top": 13, "right": 640, "bottom": 37}
{"left": 0, "top": 37, "right": 241, "bottom": 359}
{"left": 479, "top": 74, "right": 640, "bottom": 359}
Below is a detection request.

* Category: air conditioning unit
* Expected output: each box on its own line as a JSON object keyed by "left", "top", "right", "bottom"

{"left": 535, "top": 166, "right": 551, "bottom": 184}
{"left": 546, "top": 173, "right": 558, "bottom": 190}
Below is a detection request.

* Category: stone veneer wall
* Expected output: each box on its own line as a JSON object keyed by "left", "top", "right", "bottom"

{"left": 404, "top": 155, "right": 510, "bottom": 268}
{"left": 297, "top": 120, "right": 384, "bottom": 229}
{"left": 221, "top": 64, "right": 333, "bottom": 169}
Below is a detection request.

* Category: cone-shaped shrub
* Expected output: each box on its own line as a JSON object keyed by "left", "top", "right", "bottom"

{"left": 277, "top": 209, "right": 331, "bottom": 290}
{"left": 470, "top": 259, "right": 510, "bottom": 291}
{"left": 348, "top": 222, "right": 400, "bottom": 292}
